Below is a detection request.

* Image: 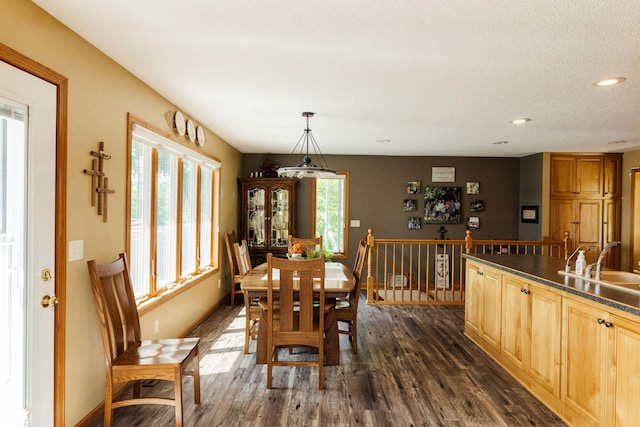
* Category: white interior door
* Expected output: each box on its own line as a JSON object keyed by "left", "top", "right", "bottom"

{"left": 0, "top": 61, "right": 57, "bottom": 426}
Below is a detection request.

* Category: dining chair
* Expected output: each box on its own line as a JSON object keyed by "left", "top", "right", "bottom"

{"left": 335, "top": 239, "right": 368, "bottom": 354}
{"left": 264, "top": 253, "right": 327, "bottom": 389}
{"left": 87, "top": 253, "right": 200, "bottom": 427}
{"left": 288, "top": 235, "right": 323, "bottom": 258}
{"left": 224, "top": 230, "right": 243, "bottom": 305}
{"left": 234, "top": 239, "right": 261, "bottom": 354}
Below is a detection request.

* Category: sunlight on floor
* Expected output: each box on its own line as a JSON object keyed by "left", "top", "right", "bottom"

{"left": 199, "top": 307, "right": 252, "bottom": 375}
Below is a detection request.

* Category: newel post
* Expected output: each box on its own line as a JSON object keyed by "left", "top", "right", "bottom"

{"left": 465, "top": 230, "right": 474, "bottom": 254}
{"left": 366, "top": 228, "right": 374, "bottom": 304}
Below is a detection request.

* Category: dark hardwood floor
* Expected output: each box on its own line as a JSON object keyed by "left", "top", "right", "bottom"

{"left": 88, "top": 296, "right": 565, "bottom": 426}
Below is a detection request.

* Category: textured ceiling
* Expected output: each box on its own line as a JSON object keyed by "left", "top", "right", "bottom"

{"left": 33, "top": 0, "right": 640, "bottom": 157}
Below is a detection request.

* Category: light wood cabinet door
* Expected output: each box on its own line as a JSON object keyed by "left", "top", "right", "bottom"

{"left": 550, "top": 199, "right": 603, "bottom": 263}
{"left": 551, "top": 155, "right": 578, "bottom": 197}
{"left": 576, "top": 156, "right": 604, "bottom": 197}
{"left": 501, "top": 276, "right": 528, "bottom": 372}
{"left": 603, "top": 154, "right": 622, "bottom": 198}
{"left": 464, "top": 263, "right": 482, "bottom": 336}
{"left": 528, "top": 283, "right": 561, "bottom": 398}
{"left": 562, "top": 297, "right": 608, "bottom": 427}
{"left": 481, "top": 268, "right": 501, "bottom": 350}
{"left": 502, "top": 278, "right": 561, "bottom": 398}
{"left": 608, "top": 314, "right": 640, "bottom": 427}
{"left": 603, "top": 199, "right": 621, "bottom": 269}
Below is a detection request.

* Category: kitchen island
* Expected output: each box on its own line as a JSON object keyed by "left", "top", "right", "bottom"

{"left": 463, "top": 253, "right": 640, "bottom": 427}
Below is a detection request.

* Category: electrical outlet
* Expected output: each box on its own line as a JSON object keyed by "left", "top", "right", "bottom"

{"left": 153, "top": 320, "right": 159, "bottom": 335}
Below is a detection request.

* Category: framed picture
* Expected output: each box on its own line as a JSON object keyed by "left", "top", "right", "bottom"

{"left": 521, "top": 205, "right": 539, "bottom": 223}
{"left": 424, "top": 186, "right": 462, "bottom": 224}
{"left": 408, "top": 217, "right": 421, "bottom": 229}
{"left": 466, "top": 181, "right": 480, "bottom": 195}
{"left": 466, "top": 216, "right": 480, "bottom": 230}
{"left": 470, "top": 200, "right": 484, "bottom": 212}
{"left": 406, "top": 181, "right": 421, "bottom": 194}
{"left": 431, "top": 167, "right": 455, "bottom": 182}
{"left": 403, "top": 199, "right": 417, "bottom": 211}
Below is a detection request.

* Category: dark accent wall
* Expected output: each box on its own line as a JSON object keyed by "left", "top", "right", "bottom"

{"left": 519, "top": 153, "right": 543, "bottom": 240}
{"left": 243, "top": 154, "right": 521, "bottom": 267}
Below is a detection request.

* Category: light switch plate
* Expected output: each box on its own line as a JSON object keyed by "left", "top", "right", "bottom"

{"left": 350, "top": 220, "right": 361, "bottom": 227}
{"left": 69, "top": 240, "right": 84, "bottom": 262}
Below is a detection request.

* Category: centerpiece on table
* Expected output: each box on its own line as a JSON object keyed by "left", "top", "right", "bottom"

{"left": 288, "top": 242, "right": 305, "bottom": 260}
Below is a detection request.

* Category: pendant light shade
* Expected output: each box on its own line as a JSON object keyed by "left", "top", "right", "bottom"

{"left": 277, "top": 112, "right": 337, "bottom": 178}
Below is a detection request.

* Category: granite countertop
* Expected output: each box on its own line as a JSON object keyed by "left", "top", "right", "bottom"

{"left": 463, "top": 253, "right": 640, "bottom": 317}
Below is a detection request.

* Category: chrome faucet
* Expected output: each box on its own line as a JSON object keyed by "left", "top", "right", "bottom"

{"left": 584, "top": 241, "right": 621, "bottom": 280}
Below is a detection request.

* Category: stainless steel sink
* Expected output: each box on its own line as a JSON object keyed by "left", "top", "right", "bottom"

{"left": 558, "top": 270, "right": 640, "bottom": 295}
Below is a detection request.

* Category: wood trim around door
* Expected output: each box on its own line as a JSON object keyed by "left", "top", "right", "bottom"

{"left": 0, "top": 42, "right": 68, "bottom": 427}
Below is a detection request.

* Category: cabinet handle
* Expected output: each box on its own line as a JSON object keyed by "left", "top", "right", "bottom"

{"left": 598, "top": 318, "right": 605, "bottom": 324}
{"left": 522, "top": 289, "right": 530, "bottom": 295}
{"left": 605, "top": 321, "right": 613, "bottom": 328}
{"left": 477, "top": 271, "right": 483, "bottom": 276}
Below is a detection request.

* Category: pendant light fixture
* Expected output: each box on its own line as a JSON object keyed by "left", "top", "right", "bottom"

{"left": 277, "top": 112, "right": 337, "bottom": 178}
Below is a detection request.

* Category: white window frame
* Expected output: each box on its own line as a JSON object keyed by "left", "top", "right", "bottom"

{"left": 127, "top": 117, "right": 220, "bottom": 308}
{"left": 311, "top": 172, "right": 349, "bottom": 258}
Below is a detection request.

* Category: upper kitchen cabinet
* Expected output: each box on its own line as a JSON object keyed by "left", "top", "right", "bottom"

{"left": 238, "top": 177, "right": 298, "bottom": 265}
{"left": 550, "top": 154, "right": 621, "bottom": 198}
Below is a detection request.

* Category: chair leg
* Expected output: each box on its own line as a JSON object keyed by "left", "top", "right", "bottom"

{"left": 104, "top": 384, "right": 113, "bottom": 427}
{"left": 351, "top": 321, "right": 358, "bottom": 354}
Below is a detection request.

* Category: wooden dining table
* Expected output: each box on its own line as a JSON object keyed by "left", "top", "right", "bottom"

{"left": 240, "top": 261, "right": 355, "bottom": 365}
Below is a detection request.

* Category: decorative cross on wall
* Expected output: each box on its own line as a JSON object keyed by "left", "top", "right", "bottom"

{"left": 83, "top": 141, "right": 115, "bottom": 222}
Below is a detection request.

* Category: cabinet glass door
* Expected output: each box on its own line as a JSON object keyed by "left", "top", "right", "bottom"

{"left": 270, "top": 187, "right": 290, "bottom": 249}
{"left": 247, "top": 187, "right": 265, "bottom": 248}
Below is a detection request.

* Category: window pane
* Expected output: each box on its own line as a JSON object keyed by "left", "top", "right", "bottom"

{"left": 156, "top": 151, "right": 178, "bottom": 290}
{"left": 199, "top": 167, "right": 212, "bottom": 269}
{"left": 181, "top": 159, "right": 197, "bottom": 275}
{"left": 315, "top": 176, "right": 346, "bottom": 254}
{"left": 130, "top": 140, "right": 152, "bottom": 298}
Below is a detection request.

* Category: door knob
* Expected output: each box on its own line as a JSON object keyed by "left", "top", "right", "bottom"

{"left": 41, "top": 269, "right": 52, "bottom": 281}
{"left": 40, "top": 295, "right": 58, "bottom": 308}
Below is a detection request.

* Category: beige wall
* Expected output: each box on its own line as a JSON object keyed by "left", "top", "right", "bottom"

{"left": 1, "top": 0, "right": 242, "bottom": 424}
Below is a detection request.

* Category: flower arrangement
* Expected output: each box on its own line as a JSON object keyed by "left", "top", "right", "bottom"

{"left": 290, "top": 243, "right": 305, "bottom": 255}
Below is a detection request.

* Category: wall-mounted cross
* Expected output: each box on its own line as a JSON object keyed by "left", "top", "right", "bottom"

{"left": 83, "top": 141, "right": 115, "bottom": 222}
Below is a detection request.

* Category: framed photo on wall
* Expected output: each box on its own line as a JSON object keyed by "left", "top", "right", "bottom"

{"left": 406, "top": 181, "right": 421, "bottom": 194}
{"left": 466, "top": 182, "right": 480, "bottom": 194}
{"left": 408, "top": 217, "right": 422, "bottom": 229}
{"left": 470, "top": 200, "right": 484, "bottom": 212}
{"left": 403, "top": 199, "right": 417, "bottom": 211}
{"left": 521, "top": 205, "right": 539, "bottom": 223}
{"left": 467, "top": 216, "right": 480, "bottom": 230}
{"left": 424, "top": 186, "right": 462, "bottom": 224}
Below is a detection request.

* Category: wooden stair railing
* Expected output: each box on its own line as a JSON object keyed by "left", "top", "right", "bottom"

{"left": 364, "top": 229, "right": 570, "bottom": 305}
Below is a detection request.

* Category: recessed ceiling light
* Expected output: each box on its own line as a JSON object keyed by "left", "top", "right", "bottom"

{"left": 492, "top": 141, "right": 509, "bottom": 145}
{"left": 511, "top": 118, "right": 531, "bottom": 125}
{"left": 376, "top": 139, "right": 391, "bottom": 143}
{"left": 596, "top": 77, "right": 626, "bottom": 86}
{"left": 607, "top": 140, "right": 627, "bottom": 145}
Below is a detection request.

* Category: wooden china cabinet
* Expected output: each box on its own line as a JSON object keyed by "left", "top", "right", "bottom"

{"left": 237, "top": 177, "right": 298, "bottom": 265}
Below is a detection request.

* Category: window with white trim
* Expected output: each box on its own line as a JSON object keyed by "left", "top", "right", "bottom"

{"left": 311, "top": 172, "right": 349, "bottom": 258}
{"left": 128, "top": 121, "right": 220, "bottom": 301}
